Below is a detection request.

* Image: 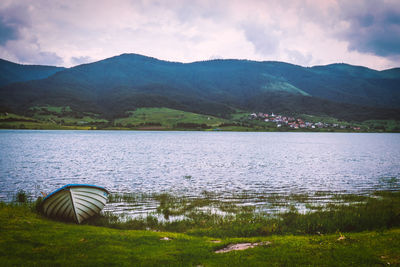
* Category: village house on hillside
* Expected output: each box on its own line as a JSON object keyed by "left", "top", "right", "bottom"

{"left": 248, "top": 112, "right": 360, "bottom": 130}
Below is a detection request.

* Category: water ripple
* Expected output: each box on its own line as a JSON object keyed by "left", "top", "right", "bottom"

{"left": 0, "top": 130, "right": 399, "bottom": 202}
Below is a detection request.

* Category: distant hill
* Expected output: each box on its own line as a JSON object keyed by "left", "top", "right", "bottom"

{"left": 0, "top": 54, "right": 399, "bottom": 120}
{"left": 0, "top": 59, "right": 65, "bottom": 87}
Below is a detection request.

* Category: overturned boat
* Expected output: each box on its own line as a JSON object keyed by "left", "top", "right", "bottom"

{"left": 42, "top": 184, "right": 109, "bottom": 224}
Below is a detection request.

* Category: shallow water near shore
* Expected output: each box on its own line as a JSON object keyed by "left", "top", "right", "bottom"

{"left": 1, "top": 130, "right": 399, "bottom": 215}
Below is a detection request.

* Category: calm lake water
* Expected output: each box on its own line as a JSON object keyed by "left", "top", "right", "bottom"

{"left": 1, "top": 130, "right": 399, "bottom": 206}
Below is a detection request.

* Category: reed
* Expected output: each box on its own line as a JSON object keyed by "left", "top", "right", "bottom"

{"left": 1, "top": 201, "right": 399, "bottom": 266}
{"left": 84, "top": 191, "right": 400, "bottom": 238}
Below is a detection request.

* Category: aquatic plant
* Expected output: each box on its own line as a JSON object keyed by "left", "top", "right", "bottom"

{"left": 2, "top": 202, "right": 400, "bottom": 266}
{"left": 10, "top": 189, "right": 398, "bottom": 238}
{"left": 83, "top": 191, "right": 400, "bottom": 238}
{"left": 15, "top": 190, "right": 28, "bottom": 203}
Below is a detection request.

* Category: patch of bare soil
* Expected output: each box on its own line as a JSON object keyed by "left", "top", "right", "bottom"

{"left": 215, "top": 241, "right": 271, "bottom": 253}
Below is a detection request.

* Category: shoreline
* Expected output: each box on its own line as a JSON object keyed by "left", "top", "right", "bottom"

{"left": 2, "top": 107, "right": 400, "bottom": 133}
{"left": 1, "top": 201, "right": 399, "bottom": 265}
{"left": 1, "top": 127, "right": 399, "bottom": 133}
{"left": 8, "top": 190, "right": 400, "bottom": 236}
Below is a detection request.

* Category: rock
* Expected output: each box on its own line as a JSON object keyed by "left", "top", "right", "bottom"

{"left": 337, "top": 235, "right": 346, "bottom": 241}
{"left": 215, "top": 241, "right": 271, "bottom": 253}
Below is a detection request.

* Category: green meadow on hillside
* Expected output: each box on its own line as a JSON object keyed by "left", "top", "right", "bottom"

{"left": 0, "top": 111, "right": 92, "bottom": 130}
{"left": 28, "top": 106, "right": 108, "bottom": 125}
{"left": 114, "top": 107, "right": 227, "bottom": 129}
{"left": 1, "top": 105, "right": 399, "bottom": 132}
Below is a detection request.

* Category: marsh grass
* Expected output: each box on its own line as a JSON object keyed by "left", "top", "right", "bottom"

{"left": 15, "top": 190, "right": 28, "bottom": 203}
{"left": 1, "top": 200, "right": 400, "bottom": 266}
{"left": 330, "top": 193, "right": 370, "bottom": 202}
{"left": 85, "top": 191, "right": 400, "bottom": 238}
{"left": 107, "top": 192, "right": 141, "bottom": 203}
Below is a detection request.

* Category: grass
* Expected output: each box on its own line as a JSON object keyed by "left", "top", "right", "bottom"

{"left": 85, "top": 191, "right": 400, "bottom": 239}
{"left": 14, "top": 190, "right": 29, "bottom": 203}
{"left": 299, "top": 114, "right": 349, "bottom": 125}
{"left": 1, "top": 202, "right": 399, "bottom": 266}
{"left": 229, "top": 111, "right": 250, "bottom": 120}
{"left": 114, "top": 107, "right": 227, "bottom": 128}
{"left": 0, "top": 109, "right": 99, "bottom": 130}
{"left": 28, "top": 106, "right": 108, "bottom": 125}
{"left": 1, "top": 107, "right": 399, "bottom": 132}
{"left": 363, "top": 119, "right": 400, "bottom": 132}
{"left": 0, "top": 113, "right": 37, "bottom": 122}
{"left": 0, "top": 120, "right": 93, "bottom": 130}
{"left": 29, "top": 105, "right": 72, "bottom": 113}
{"left": 0, "top": 121, "right": 93, "bottom": 130}
{"left": 300, "top": 116, "right": 400, "bottom": 132}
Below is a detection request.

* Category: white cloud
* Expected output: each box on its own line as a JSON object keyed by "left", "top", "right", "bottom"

{"left": 0, "top": 0, "right": 398, "bottom": 70}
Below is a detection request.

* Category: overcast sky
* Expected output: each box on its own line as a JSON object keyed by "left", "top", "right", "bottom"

{"left": 0, "top": 0, "right": 399, "bottom": 70}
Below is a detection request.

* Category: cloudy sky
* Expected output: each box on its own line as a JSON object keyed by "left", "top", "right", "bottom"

{"left": 0, "top": 0, "right": 399, "bottom": 70}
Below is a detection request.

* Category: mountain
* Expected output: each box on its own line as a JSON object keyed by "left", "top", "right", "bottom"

{"left": 0, "top": 54, "right": 399, "bottom": 121}
{"left": 0, "top": 59, "right": 65, "bottom": 87}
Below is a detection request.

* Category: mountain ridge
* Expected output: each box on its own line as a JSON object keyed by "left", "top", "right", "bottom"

{"left": 0, "top": 54, "right": 399, "bottom": 121}
{"left": 0, "top": 58, "right": 65, "bottom": 87}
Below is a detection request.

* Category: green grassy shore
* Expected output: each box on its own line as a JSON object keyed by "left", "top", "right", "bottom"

{"left": 1, "top": 107, "right": 400, "bottom": 132}
{"left": 1, "top": 191, "right": 400, "bottom": 266}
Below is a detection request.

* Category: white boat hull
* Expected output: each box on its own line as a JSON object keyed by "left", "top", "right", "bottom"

{"left": 42, "top": 184, "right": 109, "bottom": 223}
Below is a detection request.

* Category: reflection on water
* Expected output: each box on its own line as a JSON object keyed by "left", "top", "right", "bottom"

{"left": 0, "top": 130, "right": 399, "bottom": 214}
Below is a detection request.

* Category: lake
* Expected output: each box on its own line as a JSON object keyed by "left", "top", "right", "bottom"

{"left": 1, "top": 130, "right": 399, "bottom": 213}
